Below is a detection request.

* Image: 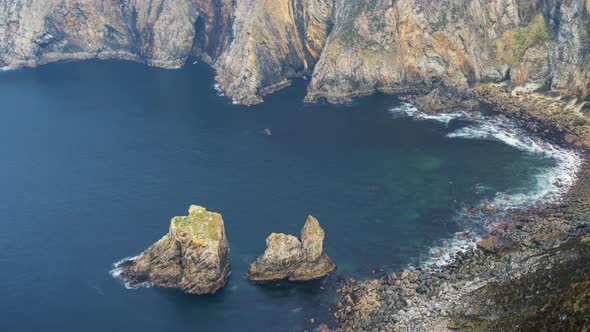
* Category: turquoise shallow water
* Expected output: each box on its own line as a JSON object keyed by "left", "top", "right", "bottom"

{"left": 0, "top": 60, "right": 559, "bottom": 331}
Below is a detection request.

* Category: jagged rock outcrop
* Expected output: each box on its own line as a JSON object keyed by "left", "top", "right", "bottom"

{"left": 119, "top": 205, "right": 230, "bottom": 294}
{"left": 246, "top": 215, "right": 335, "bottom": 282}
{"left": 1, "top": 0, "right": 589, "bottom": 107}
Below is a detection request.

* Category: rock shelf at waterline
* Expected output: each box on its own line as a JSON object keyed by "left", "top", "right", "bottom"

{"left": 114, "top": 205, "right": 230, "bottom": 294}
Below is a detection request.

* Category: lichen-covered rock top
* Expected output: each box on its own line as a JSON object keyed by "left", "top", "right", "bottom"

{"left": 246, "top": 215, "right": 335, "bottom": 282}
{"left": 119, "top": 205, "right": 230, "bottom": 294}
{"left": 170, "top": 205, "right": 225, "bottom": 244}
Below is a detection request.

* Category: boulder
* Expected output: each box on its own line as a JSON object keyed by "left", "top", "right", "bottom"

{"left": 477, "top": 236, "right": 518, "bottom": 256}
{"left": 119, "top": 205, "right": 230, "bottom": 294}
{"left": 246, "top": 215, "right": 336, "bottom": 282}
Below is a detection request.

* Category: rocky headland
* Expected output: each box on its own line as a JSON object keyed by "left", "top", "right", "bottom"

{"left": 117, "top": 205, "right": 230, "bottom": 295}
{"left": 246, "top": 215, "right": 336, "bottom": 282}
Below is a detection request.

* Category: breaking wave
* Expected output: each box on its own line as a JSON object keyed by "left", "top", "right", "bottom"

{"left": 213, "top": 83, "right": 225, "bottom": 97}
{"left": 110, "top": 256, "right": 152, "bottom": 290}
{"left": 447, "top": 115, "right": 581, "bottom": 208}
{"left": 389, "top": 102, "right": 468, "bottom": 125}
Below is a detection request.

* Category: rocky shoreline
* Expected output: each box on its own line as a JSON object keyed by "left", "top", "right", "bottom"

{"left": 314, "top": 90, "right": 590, "bottom": 331}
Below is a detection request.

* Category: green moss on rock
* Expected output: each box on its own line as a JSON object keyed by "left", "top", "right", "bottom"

{"left": 171, "top": 205, "right": 224, "bottom": 243}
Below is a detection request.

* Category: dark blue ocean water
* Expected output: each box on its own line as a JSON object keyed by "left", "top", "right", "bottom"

{"left": 0, "top": 61, "right": 555, "bottom": 331}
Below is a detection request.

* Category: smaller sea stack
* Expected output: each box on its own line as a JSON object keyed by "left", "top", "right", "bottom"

{"left": 119, "top": 205, "right": 230, "bottom": 294}
{"left": 246, "top": 215, "right": 336, "bottom": 282}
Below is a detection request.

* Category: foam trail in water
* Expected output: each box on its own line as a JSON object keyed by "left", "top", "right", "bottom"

{"left": 110, "top": 256, "right": 152, "bottom": 290}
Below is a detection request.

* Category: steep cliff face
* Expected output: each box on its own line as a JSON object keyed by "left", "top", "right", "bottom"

{"left": 305, "top": 0, "right": 589, "bottom": 109}
{"left": 307, "top": 0, "right": 525, "bottom": 107}
{"left": 213, "top": 0, "right": 333, "bottom": 104}
{"left": 0, "top": 0, "right": 232, "bottom": 69}
{"left": 0, "top": 0, "right": 589, "bottom": 106}
{"left": 544, "top": 0, "right": 590, "bottom": 99}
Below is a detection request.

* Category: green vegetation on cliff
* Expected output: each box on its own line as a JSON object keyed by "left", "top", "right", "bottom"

{"left": 497, "top": 14, "right": 549, "bottom": 66}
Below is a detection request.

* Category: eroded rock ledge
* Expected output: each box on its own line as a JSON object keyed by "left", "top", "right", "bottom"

{"left": 119, "top": 205, "right": 230, "bottom": 294}
{"left": 246, "top": 215, "right": 336, "bottom": 282}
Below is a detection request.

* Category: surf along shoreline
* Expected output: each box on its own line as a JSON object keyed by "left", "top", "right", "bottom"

{"left": 320, "top": 84, "right": 590, "bottom": 331}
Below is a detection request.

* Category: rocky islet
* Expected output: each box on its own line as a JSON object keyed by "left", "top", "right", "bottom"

{"left": 246, "top": 215, "right": 336, "bottom": 282}
{"left": 117, "top": 205, "right": 231, "bottom": 295}
{"left": 116, "top": 210, "right": 336, "bottom": 293}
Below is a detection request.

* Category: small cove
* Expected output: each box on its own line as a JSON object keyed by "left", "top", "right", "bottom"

{"left": 0, "top": 60, "right": 577, "bottom": 331}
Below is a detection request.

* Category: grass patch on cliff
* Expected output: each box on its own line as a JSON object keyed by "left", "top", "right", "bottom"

{"left": 496, "top": 14, "right": 549, "bottom": 66}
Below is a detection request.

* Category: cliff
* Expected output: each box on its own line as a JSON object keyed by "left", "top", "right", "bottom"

{"left": 307, "top": 0, "right": 590, "bottom": 111}
{"left": 0, "top": 0, "right": 232, "bottom": 69}
{"left": 2, "top": 0, "right": 589, "bottom": 107}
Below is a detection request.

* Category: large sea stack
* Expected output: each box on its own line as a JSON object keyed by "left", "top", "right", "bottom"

{"left": 119, "top": 205, "right": 230, "bottom": 294}
{"left": 246, "top": 215, "right": 336, "bottom": 282}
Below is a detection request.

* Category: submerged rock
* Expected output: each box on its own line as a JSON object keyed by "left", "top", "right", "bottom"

{"left": 246, "top": 216, "right": 335, "bottom": 282}
{"left": 120, "top": 205, "right": 230, "bottom": 294}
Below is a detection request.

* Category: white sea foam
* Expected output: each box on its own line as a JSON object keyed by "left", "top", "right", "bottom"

{"left": 110, "top": 256, "right": 152, "bottom": 290}
{"left": 213, "top": 83, "right": 225, "bottom": 97}
{"left": 447, "top": 116, "right": 581, "bottom": 208}
{"left": 389, "top": 102, "right": 467, "bottom": 125}
{"left": 409, "top": 232, "right": 478, "bottom": 270}
{"left": 396, "top": 102, "right": 582, "bottom": 270}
